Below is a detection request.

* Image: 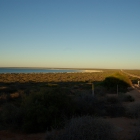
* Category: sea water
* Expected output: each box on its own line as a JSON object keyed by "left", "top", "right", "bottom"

{"left": 0, "top": 68, "right": 83, "bottom": 73}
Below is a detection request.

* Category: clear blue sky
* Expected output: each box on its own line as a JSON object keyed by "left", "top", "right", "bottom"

{"left": 0, "top": 0, "right": 140, "bottom": 69}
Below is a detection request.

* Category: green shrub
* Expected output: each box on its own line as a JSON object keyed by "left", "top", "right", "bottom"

{"left": 0, "top": 103, "right": 23, "bottom": 130}
{"left": 46, "top": 116, "right": 116, "bottom": 140}
{"left": 101, "top": 72, "right": 132, "bottom": 93}
{"left": 21, "top": 88, "right": 75, "bottom": 133}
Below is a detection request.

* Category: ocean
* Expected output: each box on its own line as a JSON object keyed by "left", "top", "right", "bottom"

{"left": 0, "top": 68, "right": 83, "bottom": 73}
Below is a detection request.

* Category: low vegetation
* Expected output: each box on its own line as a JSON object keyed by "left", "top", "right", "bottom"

{"left": 123, "top": 70, "right": 140, "bottom": 77}
{"left": 0, "top": 70, "right": 138, "bottom": 139}
{"left": 21, "top": 89, "right": 75, "bottom": 133}
{"left": 125, "top": 102, "right": 140, "bottom": 119}
{"left": 101, "top": 72, "right": 132, "bottom": 93}
{"left": 46, "top": 116, "right": 117, "bottom": 140}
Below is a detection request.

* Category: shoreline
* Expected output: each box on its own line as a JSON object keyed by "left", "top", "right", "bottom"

{"left": 0, "top": 68, "right": 103, "bottom": 74}
{"left": 83, "top": 70, "right": 103, "bottom": 73}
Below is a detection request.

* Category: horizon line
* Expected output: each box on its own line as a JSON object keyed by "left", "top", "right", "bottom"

{"left": 0, "top": 67, "right": 140, "bottom": 70}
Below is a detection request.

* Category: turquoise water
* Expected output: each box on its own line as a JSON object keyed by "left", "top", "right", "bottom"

{"left": 0, "top": 68, "right": 83, "bottom": 73}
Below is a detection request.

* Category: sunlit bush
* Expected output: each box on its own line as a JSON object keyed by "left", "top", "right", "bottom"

{"left": 101, "top": 72, "right": 132, "bottom": 93}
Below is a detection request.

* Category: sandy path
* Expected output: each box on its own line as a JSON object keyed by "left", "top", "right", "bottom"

{"left": 106, "top": 117, "right": 138, "bottom": 140}
{"left": 106, "top": 88, "right": 140, "bottom": 140}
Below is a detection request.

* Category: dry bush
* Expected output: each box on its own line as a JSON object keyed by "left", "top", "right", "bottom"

{"left": 46, "top": 116, "right": 117, "bottom": 140}
{"left": 125, "top": 103, "right": 140, "bottom": 118}
{"left": 118, "top": 93, "right": 135, "bottom": 102}
{"left": 94, "top": 85, "right": 107, "bottom": 96}
{"left": 73, "top": 94, "right": 95, "bottom": 115}
{"left": 0, "top": 103, "right": 23, "bottom": 129}
{"left": 10, "top": 92, "right": 20, "bottom": 98}
{"left": 0, "top": 93, "right": 11, "bottom": 104}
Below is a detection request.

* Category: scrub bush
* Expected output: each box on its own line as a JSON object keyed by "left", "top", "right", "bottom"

{"left": 101, "top": 72, "right": 132, "bottom": 93}
{"left": 0, "top": 103, "right": 23, "bottom": 129}
{"left": 125, "top": 103, "right": 140, "bottom": 118}
{"left": 46, "top": 116, "right": 117, "bottom": 140}
{"left": 21, "top": 88, "right": 75, "bottom": 133}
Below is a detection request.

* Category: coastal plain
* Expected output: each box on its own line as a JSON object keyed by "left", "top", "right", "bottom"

{"left": 0, "top": 69, "right": 140, "bottom": 140}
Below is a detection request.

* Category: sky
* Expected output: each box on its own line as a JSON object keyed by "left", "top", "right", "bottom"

{"left": 0, "top": 0, "right": 140, "bottom": 69}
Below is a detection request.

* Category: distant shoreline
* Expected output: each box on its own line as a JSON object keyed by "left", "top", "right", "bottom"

{"left": 83, "top": 70, "right": 103, "bottom": 73}
{"left": 0, "top": 68, "right": 104, "bottom": 73}
{"left": 0, "top": 67, "right": 102, "bottom": 70}
{"left": 0, "top": 67, "right": 119, "bottom": 71}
